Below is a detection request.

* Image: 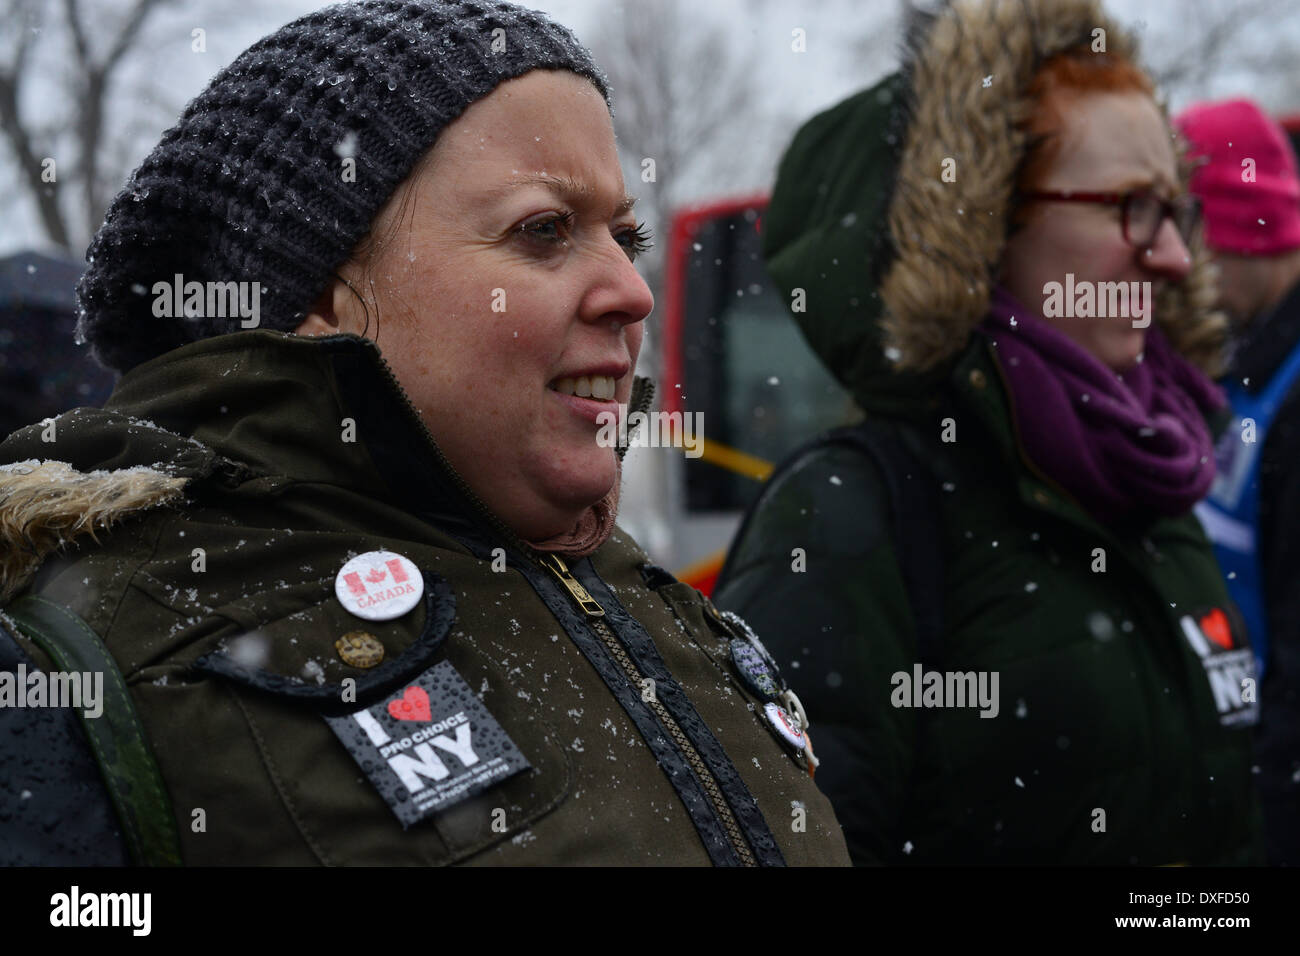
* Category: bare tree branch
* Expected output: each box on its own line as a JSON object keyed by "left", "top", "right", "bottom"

{"left": 0, "top": 0, "right": 188, "bottom": 251}
{"left": 105, "top": 0, "right": 169, "bottom": 72}
{"left": 62, "top": 0, "right": 172, "bottom": 240}
{"left": 0, "top": 0, "right": 70, "bottom": 248}
{"left": 1142, "top": 0, "right": 1293, "bottom": 101}
{"left": 60, "top": 0, "right": 91, "bottom": 67}
{"left": 588, "top": 0, "right": 769, "bottom": 290}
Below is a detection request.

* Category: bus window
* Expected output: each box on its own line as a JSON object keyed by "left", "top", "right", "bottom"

{"left": 665, "top": 198, "right": 856, "bottom": 516}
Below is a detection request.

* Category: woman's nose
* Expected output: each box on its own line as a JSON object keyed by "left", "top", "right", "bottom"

{"left": 1139, "top": 218, "right": 1194, "bottom": 281}
{"left": 582, "top": 241, "right": 655, "bottom": 328}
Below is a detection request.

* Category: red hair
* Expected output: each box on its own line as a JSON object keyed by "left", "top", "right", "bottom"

{"left": 1016, "top": 50, "right": 1156, "bottom": 196}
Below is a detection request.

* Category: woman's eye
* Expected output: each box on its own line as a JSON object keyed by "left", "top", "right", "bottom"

{"left": 517, "top": 212, "right": 574, "bottom": 246}
{"left": 616, "top": 222, "right": 653, "bottom": 262}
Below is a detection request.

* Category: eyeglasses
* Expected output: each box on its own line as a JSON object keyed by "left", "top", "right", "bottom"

{"left": 1021, "top": 188, "right": 1202, "bottom": 251}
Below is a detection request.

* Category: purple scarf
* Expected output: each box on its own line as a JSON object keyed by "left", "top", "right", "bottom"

{"left": 980, "top": 287, "right": 1226, "bottom": 524}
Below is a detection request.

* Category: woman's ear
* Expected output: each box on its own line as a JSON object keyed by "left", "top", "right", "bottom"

{"left": 295, "top": 275, "right": 367, "bottom": 336}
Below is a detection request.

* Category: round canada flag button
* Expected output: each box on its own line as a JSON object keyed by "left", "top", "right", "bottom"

{"left": 335, "top": 550, "right": 424, "bottom": 621}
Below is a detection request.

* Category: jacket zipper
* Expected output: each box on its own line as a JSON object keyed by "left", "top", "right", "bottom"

{"left": 538, "top": 552, "right": 758, "bottom": 867}
{"left": 619, "top": 377, "right": 655, "bottom": 460}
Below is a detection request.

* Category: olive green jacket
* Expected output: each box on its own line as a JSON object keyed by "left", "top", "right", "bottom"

{"left": 0, "top": 330, "right": 849, "bottom": 866}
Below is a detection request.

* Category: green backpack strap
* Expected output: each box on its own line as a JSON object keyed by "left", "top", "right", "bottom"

{"left": 5, "top": 594, "right": 183, "bottom": 866}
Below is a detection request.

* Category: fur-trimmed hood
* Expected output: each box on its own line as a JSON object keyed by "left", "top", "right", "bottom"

{"left": 0, "top": 459, "right": 186, "bottom": 603}
{"left": 763, "top": 0, "right": 1226, "bottom": 415}
{"left": 0, "top": 397, "right": 244, "bottom": 603}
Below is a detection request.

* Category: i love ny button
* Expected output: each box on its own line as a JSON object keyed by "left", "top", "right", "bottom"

{"left": 335, "top": 550, "right": 424, "bottom": 621}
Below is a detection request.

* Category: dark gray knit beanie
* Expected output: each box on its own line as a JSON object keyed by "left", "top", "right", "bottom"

{"left": 76, "top": 0, "right": 610, "bottom": 374}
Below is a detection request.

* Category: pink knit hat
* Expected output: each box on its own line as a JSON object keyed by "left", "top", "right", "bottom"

{"left": 1174, "top": 98, "right": 1300, "bottom": 255}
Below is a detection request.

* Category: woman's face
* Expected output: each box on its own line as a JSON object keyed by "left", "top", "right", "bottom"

{"left": 305, "top": 70, "right": 653, "bottom": 540}
{"left": 1000, "top": 91, "right": 1193, "bottom": 371}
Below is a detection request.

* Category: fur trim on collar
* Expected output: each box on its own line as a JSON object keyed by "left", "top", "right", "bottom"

{"left": 0, "top": 460, "right": 186, "bottom": 602}
{"left": 881, "top": 0, "right": 1226, "bottom": 375}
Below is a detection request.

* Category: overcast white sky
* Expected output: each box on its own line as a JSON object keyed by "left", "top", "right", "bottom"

{"left": 3, "top": 0, "right": 1298, "bottom": 258}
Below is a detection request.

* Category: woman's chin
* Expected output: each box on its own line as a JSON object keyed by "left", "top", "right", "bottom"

{"left": 561, "top": 464, "right": 618, "bottom": 509}
{"left": 531, "top": 455, "right": 617, "bottom": 519}
{"left": 1098, "top": 328, "right": 1147, "bottom": 373}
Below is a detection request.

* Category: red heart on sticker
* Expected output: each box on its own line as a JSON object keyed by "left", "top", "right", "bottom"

{"left": 1200, "top": 608, "right": 1233, "bottom": 650}
{"left": 387, "top": 686, "right": 431, "bottom": 722}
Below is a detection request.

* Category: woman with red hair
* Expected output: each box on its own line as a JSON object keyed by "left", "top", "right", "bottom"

{"left": 716, "top": 0, "right": 1263, "bottom": 865}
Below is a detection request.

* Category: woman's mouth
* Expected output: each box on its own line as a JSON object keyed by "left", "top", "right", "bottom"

{"left": 550, "top": 375, "right": 617, "bottom": 400}
{"left": 548, "top": 375, "right": 620, "bottom": 426}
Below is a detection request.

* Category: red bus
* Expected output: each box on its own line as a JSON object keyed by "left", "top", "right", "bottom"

{"left": 618, "top": 194, "right": 855, "bottom": 593}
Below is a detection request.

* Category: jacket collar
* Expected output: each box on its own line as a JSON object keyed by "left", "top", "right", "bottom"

{"left": 1, "top": 329, "right": 654, "bottom": 585}
{"left": 0, "top": 330, "right": 514, "bottom": 599}
{"left": 104, "top": 330, "right": 390, "bottom": 489}
{"left": 101, "top": 329, "right": 531, "bottom": 546}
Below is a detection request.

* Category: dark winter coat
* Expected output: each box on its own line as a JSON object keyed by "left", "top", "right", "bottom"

{"left": 1229, "top": 277, "right": 1300, "bottom": 864}
{"left": 0, "top": 330, "right": 850, "bottom": 866}
{"left": 714, "top": 0, "right": 1264, "bottom": 865}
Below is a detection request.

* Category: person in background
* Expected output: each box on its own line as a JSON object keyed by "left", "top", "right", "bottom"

{"left": 0, "top": 251, "right": 115, "bottom": 438}
{"left": 714, "top": 0, "right": 1264, "bottom": 865}
{"left": 1176, "top": 98, "right": 1300, "bottom": 866}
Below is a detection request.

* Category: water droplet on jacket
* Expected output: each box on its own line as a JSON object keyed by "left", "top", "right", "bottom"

{"left": 1087, "top": 612, "right": 1115, "bottom": 641}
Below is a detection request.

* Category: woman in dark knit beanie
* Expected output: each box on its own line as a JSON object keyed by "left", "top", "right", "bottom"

{"left": 0, "top": 0, "right": 850, "bottom": 867}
